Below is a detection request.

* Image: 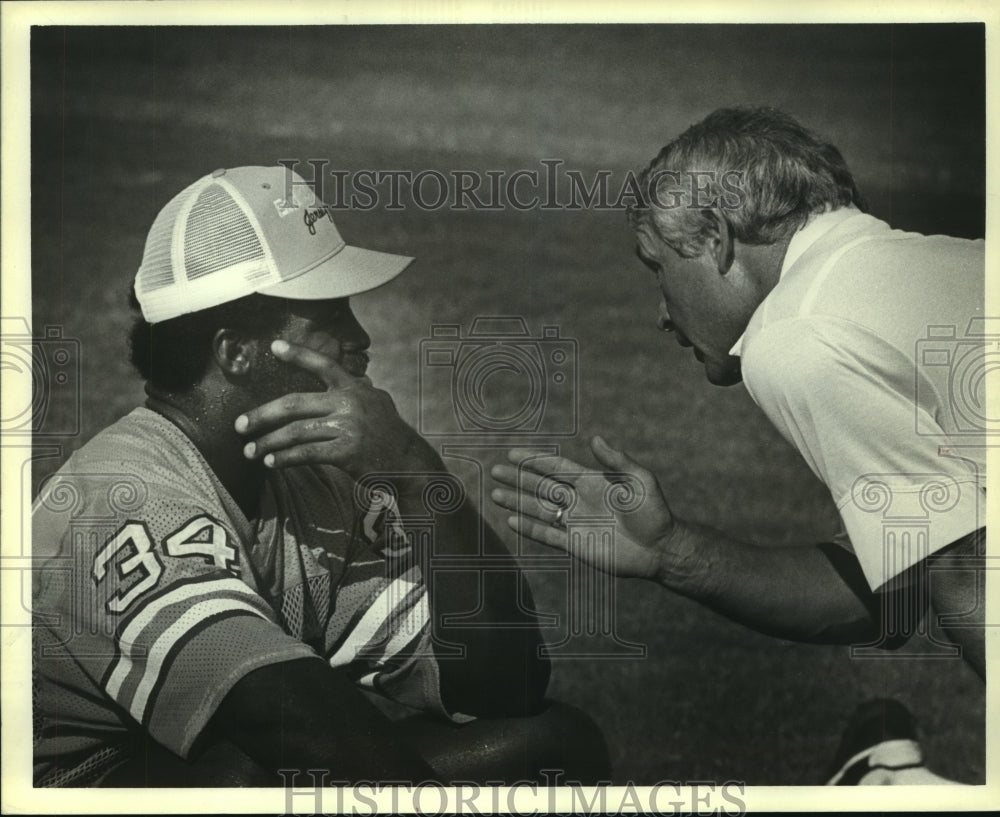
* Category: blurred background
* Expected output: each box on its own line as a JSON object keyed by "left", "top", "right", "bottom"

{"left": 29, "top": 24, "right": 985, "bottom": 784}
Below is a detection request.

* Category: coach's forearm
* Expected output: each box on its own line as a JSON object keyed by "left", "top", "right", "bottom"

{"left": 655, "top": 520, "right": 886, "bottom": 644}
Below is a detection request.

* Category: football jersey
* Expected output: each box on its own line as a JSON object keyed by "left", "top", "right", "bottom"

{"left": 33, "top": 407, "right": 453, "bottom": 786}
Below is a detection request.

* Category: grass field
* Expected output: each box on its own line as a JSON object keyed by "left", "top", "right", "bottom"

{"left": 27, "top": 24, "right": 986, "bottom": 784}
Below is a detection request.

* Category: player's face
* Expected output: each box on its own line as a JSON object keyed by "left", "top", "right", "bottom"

{"left": 278, "top": 298, "right": 372, "bottom": 379}
{"left": 249, "top": 297, "right": 371, "bottom": 398}
{"left": 634, "top": 222, "right": 752, "bottom": 387}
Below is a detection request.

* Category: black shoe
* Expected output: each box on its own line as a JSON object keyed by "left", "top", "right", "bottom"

{"left": 825, "top": 699, "right": 925, "bottom": 785}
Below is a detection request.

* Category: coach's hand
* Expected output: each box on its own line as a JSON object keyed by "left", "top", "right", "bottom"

{"left": 490, "top": 436, "right": 678, "bottom": 580}
{"left": 236, "top": 339, "right": 441, "bottom": 479}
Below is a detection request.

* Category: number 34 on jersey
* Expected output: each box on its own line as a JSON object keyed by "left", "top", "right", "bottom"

{"left": 92, "top": 515, "right": 239, "bottom": 614}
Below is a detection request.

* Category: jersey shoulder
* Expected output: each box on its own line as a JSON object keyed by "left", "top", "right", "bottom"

{"left": 33, "top": 408, "right": 246, "bottom": 563}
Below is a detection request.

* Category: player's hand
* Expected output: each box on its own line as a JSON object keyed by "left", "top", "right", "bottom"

{"left": 236, "top": 340, "right": 441, "bottom": 479}
{"left": 490, "top": 436, "right": 676, "bottom": 580}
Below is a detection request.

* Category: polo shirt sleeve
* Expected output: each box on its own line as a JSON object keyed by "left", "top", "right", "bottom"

{"left": 740, "top": 315, "right": 984, "bottom": 590}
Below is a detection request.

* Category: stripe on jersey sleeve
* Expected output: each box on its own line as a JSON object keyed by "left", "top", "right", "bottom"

{"left": 374, "top": 590, "right": 431, "bottom": 663}
{"left": 138, "top": 607, "right": 266, "bottom": 725}
{"left": 327, "top": 565, "right": 424, "bottom": 668}
{"left": 103, "top": 576, "right": 273, "bottom": 720}
{"left": 351, "top": 593, "right": 432, "bottom": 692}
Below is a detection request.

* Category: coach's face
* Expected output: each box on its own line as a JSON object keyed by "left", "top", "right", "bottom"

{"left": 634, "top": 222, "right": 757, "bottom": 387}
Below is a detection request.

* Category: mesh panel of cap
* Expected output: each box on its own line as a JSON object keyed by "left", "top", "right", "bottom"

{"left": 137, "top": 187, "right": 190, "bottom": 293}
{"left": 135, "top": 176, "right": 284, "bottom": 321}
{"left": 183, "top": 185, "right": 267, "bottom": 281}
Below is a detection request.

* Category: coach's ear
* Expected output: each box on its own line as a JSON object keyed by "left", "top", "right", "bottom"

{"left": 704, "top": 208, "right": 735, "bottom": 275}
{"left": 212, "top": 329, "right": 256, "bottom": 377}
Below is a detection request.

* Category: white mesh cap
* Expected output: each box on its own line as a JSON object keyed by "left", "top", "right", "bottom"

{"left": 134, "top": 166, "right": 413, "bottom": 323}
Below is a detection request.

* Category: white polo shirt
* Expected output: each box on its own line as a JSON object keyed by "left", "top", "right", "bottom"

{"left": 732, "top": 207, "right": 987, "bottom": 589}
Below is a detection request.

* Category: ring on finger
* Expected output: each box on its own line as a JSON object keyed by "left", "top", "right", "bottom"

{"left": 553, "top": 506, "right": 566, "bottom": 529}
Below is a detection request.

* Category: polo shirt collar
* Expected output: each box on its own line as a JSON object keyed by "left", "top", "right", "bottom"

{"left": 729, "top": 205, "right": 862, "bottom": 357}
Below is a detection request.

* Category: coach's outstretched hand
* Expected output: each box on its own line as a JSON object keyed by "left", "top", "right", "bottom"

{"left": 491, "top": 436, "right": 678, "bottom": 580}
{"left": 236, "top": 339, "right": 441, "bottom": 480}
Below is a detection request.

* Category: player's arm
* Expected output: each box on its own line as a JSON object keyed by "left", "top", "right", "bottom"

{"left": 491, "top": 438, "right": 912, "bottom": 645}
{"left": 207, "top": 658, "right": 437, "bottom": 782}
{"left": 237, "top": 340, "right": 549, "bottom": 717}
{"left": 392, "top": 474, "right": 551, "bottom": 717}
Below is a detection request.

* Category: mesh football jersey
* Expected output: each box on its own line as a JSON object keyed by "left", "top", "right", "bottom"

{"left": 33, "top": 408, "right": 451, "bottom": 786}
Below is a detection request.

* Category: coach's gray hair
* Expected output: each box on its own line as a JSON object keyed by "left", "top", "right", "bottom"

{"left": 628, "top": 107, "right": 866, "bottom": 257}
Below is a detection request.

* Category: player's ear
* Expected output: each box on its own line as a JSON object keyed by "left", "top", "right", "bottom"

{"left": 704, "top": 208, "right": 735, "bottom": 275}
{"left": 212, "top": 328, "right": 256, "bottom": 376}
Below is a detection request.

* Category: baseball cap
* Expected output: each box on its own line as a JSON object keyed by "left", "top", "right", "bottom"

{"left": 134, "top": 166, "right": 413, "bottom": 323}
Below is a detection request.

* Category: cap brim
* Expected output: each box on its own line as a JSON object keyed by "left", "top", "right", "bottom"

{"left": 257, "top": 245, "right": 414, "bottom": 301}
